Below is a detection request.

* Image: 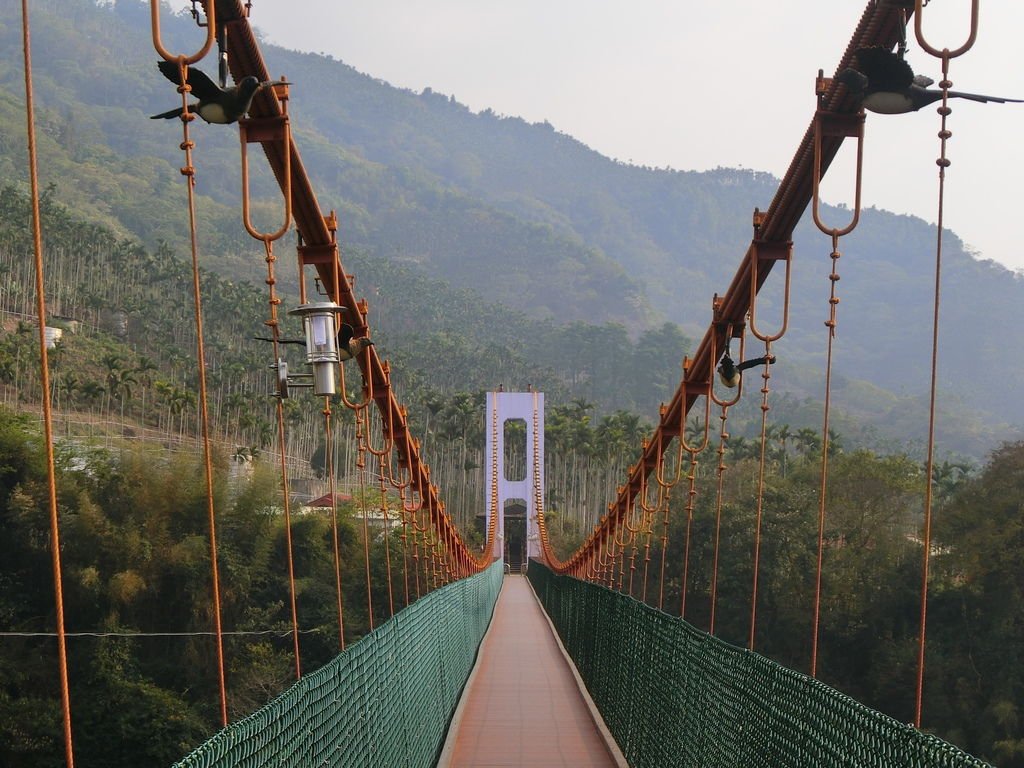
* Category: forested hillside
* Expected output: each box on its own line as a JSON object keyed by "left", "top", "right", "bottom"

{"left": 0, "top": 0, "right": 1020, "bottom": 459}
{"left": 0, "top": 185, "right": 694, "bottom": 535}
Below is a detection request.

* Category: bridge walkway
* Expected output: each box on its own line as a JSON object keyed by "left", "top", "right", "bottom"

{"left": 438, "top": 574, "right": 624, "bottom": 768}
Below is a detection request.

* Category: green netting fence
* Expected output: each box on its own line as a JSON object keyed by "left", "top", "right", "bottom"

{"left": 527, "top": 560, "right": 992, "bottom": 768}
{"left": 172, "top": 560, "right": 503, "bottom": 768}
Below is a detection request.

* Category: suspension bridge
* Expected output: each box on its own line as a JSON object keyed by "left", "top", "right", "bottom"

{"left": 11, "top": 0, "right": 1007, "bottom": 765}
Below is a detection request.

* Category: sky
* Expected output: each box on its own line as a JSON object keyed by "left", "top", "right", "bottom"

{"left": 223, "top": 1, "right": 1024, "bottom": 273}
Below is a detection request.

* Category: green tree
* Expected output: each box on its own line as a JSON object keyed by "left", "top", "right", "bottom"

{"left": 929, "top": 442, "right": 1024, "bottom": 765}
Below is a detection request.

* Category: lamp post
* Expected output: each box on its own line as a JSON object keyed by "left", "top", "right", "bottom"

{"left": 287, "top": 302, "right": 346, "bottom": 396}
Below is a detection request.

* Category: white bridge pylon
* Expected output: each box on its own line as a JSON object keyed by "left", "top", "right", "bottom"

{"left": 485, "top": 391, "right": 544, "bottom": 563}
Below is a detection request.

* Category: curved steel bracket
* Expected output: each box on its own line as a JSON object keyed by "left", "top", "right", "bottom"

{"left": 812, "top": 110, "right": 864, "bottom": 239}
{"left": 150, "top": 0, "right": 214, "bottom": 64}
{"left": 914, "top": 0, "right": 978, "bottom": 59}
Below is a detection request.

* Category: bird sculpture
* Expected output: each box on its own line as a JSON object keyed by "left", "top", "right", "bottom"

{"left": 337, "top": 323, "right": 374, "bottom": 361}
{"left": 837, "top": 47, "right": 1022, "bottom": 114}
{"left": 253, "top": 324, "right": 373, "bottom": 362}
{"left": 717, "top": 351, "right": 776, "bottom": 389}
{"left": 151, "top": 60, "right": 276, "bottom": 124}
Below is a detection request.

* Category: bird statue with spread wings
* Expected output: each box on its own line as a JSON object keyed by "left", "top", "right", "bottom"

{"left": 717, "top": 349, "right": 775, "bottom": 389}
{"left": 151, "top": 60, "right": 278, "bottom": 124}
{"left": 336, "top": 323, "right": 374, "bottom": 361}
{"left": 837, "top": 47, "right": 1023, "bottom": 114}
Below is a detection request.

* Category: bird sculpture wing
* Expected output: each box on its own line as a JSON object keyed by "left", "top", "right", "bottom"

{"left": 156, "top": 60, "right": 225, "bottom": 102}
{"left": 838, "top": 67, "right": 869, "bottom": 93}
{"left": 854, "top": 47, "right": 915, "bottom": 91}
{"left": 735, "top": 354, "right": 777, "bottom": 373}
{"left": 944, "top": 90, "right": 1024, "bottom": 104}
{"left": 338, "top": 323, "right": 355, "bottom": 348}
{"left": 254, "top": 335, "right": 305, "bottom": 346}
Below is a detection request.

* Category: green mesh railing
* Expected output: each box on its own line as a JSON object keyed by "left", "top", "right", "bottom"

{"left": 527, "top": 561, "right": 992, "bottom": 768}
{"left": 172, "top": 561, "right": 503, "bottom": 768}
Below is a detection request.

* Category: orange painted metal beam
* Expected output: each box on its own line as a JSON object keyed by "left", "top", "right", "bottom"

{"left": 553, "top": 1, "right": 912, "bottom": 576}
{"left": 206, "top": 0, "right": 484, "bottom": 576}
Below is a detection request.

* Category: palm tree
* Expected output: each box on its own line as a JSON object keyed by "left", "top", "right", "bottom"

{"left": 59, "top": 373, "right": 81, "bottom": 410}
{"left": 108, "top": 367, "right": 138, "bottom": 422}
{"left": 931, "top": 459, "right": 972, "bottom": 500}
{"left": 133, "top": 356, "right": 159, "bottom": 423}
{"left": 255, "top": 418, "right": 275, "bottom": 449}
{"left": 796, "top": 427, "right": 821, "bottom": 456}
{"left": 79, "top": 380, "right": 105, "bottom": 415}
{"left": 775, "top": 423, "right": 793, "bottom": 476}
{"left": 826, "top": 428, "right": 844, "bottom": 457}
{"left": 168, "top": 388, "right": 197, "bottom": 438}
{"left": 728, "top": 435, "right": 751, "bottom": 461}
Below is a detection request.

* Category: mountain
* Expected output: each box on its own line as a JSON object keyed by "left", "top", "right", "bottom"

{"left": 1, "top": 0, "right": 1021, "bottom": 458}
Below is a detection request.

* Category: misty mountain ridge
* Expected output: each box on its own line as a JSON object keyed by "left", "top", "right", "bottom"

{"left": 1, "top": 0, "right": 1021, "bottom": 459}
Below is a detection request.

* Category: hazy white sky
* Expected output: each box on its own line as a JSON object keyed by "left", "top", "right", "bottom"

{"left": 232, "top": 1, "right": 1024, "bottom": 272}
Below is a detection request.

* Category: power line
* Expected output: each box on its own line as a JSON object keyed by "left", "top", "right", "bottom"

{"left": 0, "top": 628, "right": 325, "bottom": 639}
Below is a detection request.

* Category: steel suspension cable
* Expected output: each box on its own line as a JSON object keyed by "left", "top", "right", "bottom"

{"left": 534, "top": 390, "right": 575, "bottom": 575}
{"left": 273, "top": 392, "right": 302, "bottom": 677}
{"left": 182, "top": 122, "right": 229, "bottom": 714}
{"left": 747, "top": 339, "right": 774, "bottom": 651}
{"left": 808, "top": 103, "right": 864, "bottom": 677}
{"left": 653, "top": 395, "right": 690, "bottom": 610}
{"left": 707, "top": 324, "right": 743, "bottom": 635}
{"left": 811, "top": 233, "right": 841, "bottom": 678}
{"left": 626, "top": 480, "right": 646, "bottom": 597}
{"left": 377, "top": 470, "right": 395, "bottom": 618}
{"left": 657, "top": 480, "right": 677, "bottom": 609}
{"left": 912, "top": 0, "right": 978, "bottom": 728}
{"left": 20, "top": 2, "right": 75, "bottom": 762}
{"left": 678, "top": 378, "right": 711, "bottom": 618}
{"left": 400, "top": 459, "right": 425, "bottom": 601}
{"left": 242, "top": 118, "right": 303, "bottom": 679}
{"left": 637, "top": 461, "right": 658, "bottom": 602}
{"left": 638, "top": 468, "right": 655, "bottom": 602}
{"left": 489, "top": 395, "right": 501, "bottom": 565}
{"left": 638, "top": 424, "right": 683, "bottom": 603}
{"left": 323, "top": 403, "right": 346, "bottom": 650}
{"left": 707, "top": 404, "right": 730, "bottom": 636}
{"left": 148, "top": 0, "right": 228, "bottom": 726}
{"left": 388, "top": 423, "right": 420, "bottom": 607}
{"left": 354, "top": 409, "right": 375, "bottom": 630}
{"left": 678, "top": 451, "right": 697, "bottom": 617}
{"left": 614, "top": 497, "right": 634, "bottom": 593}
{"left": 409, "top": 499, "right": 423, "bottom": 599}
{"left": 747, "top": 228, "right": 793, "bottom": 651}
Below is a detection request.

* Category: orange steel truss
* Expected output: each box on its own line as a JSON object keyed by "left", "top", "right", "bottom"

{"left": 206, "top": 0, "right": 914, "bottom": 581}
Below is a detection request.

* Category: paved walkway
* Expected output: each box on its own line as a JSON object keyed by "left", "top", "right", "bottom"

{"left": 438, "top": 574, "right": 621, "bottom": 768}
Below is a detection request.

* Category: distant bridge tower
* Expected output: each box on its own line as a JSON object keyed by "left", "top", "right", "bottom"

{"left": 485, "top": 391, "right": 544, "bottom": 564}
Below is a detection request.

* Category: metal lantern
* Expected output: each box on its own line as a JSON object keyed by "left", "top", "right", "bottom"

{"left": 287, "top": 301, "right": 346, "bottom": 395}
